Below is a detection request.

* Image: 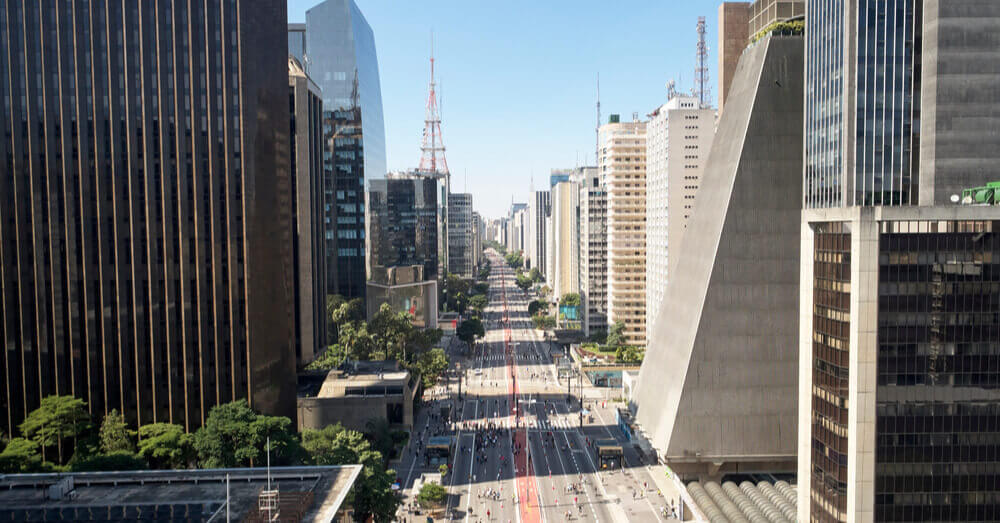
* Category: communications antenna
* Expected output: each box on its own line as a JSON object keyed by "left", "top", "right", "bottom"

{"left": 694, "top": 16, "right": 711, "bottom": 107}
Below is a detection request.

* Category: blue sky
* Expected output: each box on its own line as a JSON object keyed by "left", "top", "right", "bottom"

{"left": 288, "top": 1, "right": 720, "bottom": 218}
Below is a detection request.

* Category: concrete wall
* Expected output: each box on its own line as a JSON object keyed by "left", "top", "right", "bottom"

{"left": 634, "top": 35, "right": 803, "bottom": 480}
{"left": 718, "top": 2, "right": 750, "bottom": 115}
{"left": 298, "top": 394, "right": 414, "bottom": 434}
{"left": 919, "top": 0, "right": 1000, "bottom": 204}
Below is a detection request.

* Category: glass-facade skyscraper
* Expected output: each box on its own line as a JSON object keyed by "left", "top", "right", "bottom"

{"left": 804, "top": 0, "right": 921, "bottom": 208}
{"left": 292, "top": 0, "right": 386, "bottom": 299}
{"left": 0, "top": 0, "right": 297, "bottom": 434}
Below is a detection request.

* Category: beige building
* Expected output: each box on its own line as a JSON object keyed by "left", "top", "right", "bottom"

{"left": 297, "top": 360, "right": 417, "bottom": 433}
{"left": 550, "top": 177, "right": 581, "bottom": 301}
{"left": 601, "top": 116, "right": 647, "bottom": 346}
{"left": 645, "top": 95, "right": 716, "bottom": 344}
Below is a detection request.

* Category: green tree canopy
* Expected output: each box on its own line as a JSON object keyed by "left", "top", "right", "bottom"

{"left": 19, "top": 395, "right": 92, "bottom": 463}
{"left": 417, "top": 482, "right": 447, "bottom": 507}
{"left": 504, "top": 251, "right": 523, "bottom": 269}
{"left": 305, "top": 344, "right": 347, "bottom": 371}
{"left": 137, "top": 423, "right": 195, "bottom": 469}
{"left": 532, "top": 315, "right": 556, "bottom": 330}
{"left": 71, "top": 450, "right": 147, "bottom": 472}
{"left": 528, "top": 299, "right": 549, "bottom": 317}
{"left": 468, "top": 294, "right": 488, "bottom": 316}
{"left": 414, "top": 348, "right": 450, "bottom": 389}
{"left": 99, "top": 409, "right": 135, "bottom": 454}
{"left": 515, "top": 273, "right": 533, "bottom": 292}
{"left": 369, "top": 303, "right": 414, "bottom": 361}
{"left": 528, "top": 267, "right": 543, "bottom": 283}
{"left": 615, "top": 345, "right": 644, "bottom": 364}
{"left": 193, "top": 400, "right": 302, "bottom": 468}
{"left": 340, "top": 322, "right": 377, "bottom": 361}
{"left": 456, "top": 318, "right": 485, "bottom": 347}
{"left": 0, "top": 437, "right": 50, "bottom": 473}
{"left": 559, "top": 293, "right": 581, "bottom": 307}
{"left": 607, "top": 321, "right": 627, "bottom": 348}
{"left": 332, "top": 297, "right": 365, "bottom": 327}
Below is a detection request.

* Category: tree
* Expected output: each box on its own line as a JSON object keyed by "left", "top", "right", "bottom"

{"left": 441, "top": 273, "right": 471, "bottom": 313}
{"left": 504, "top": 251, "right": 523, "bottom": 269}
{"left": 417, "top": 482, "right": 447, "bottom": 508}
{"left": 368, "top": 303, "right": 414, "bottom": 360}
{"left": 365, "top": 418, "right": 396, "bottom": 464}
{"left": 439, "top": 463, "right": 450, "bottom": 476}
{"left": 404, "top": 328, "right": 443, "bottom": 363}
{"left": 515, "top": 273, "right": 532, "bottom": 292}
{"left": 19, "top": 395, "right": 92, "bottom": 463}
{"left": 193, "top": 400, "right": 302, "bottom": 468}
{"left": 615, "top": 346, "right": 644, "bottom": 364}
{"left": 528, "top": 267, "right": 543, "bottom": 283}
{"left": 559, "top": 293, "right": 581, "bottom": 307}
{"left": 99, "top": 409, "right": 135, "bottom": 454}
{"left": 137, "top": 423, "right": 195, "bottom": 469}
{"left": 472, "top": 282, "right": 490, "bottom": 296}
{"left": 0, "top": 437, "right": 50, "bottom": 473}
{"left": 468, "top": 294, "right": 488, "bottom": 316}
{"left": 414, "top": 348, "right": 449, "bottom": 388}
{"left": 301, "top": 425, "right": 399, "bottom": 521}
{"left": 305, "top": 344, "right": 347, "bottom": 371}
{"left": 528, "top": 299, "right": 549, "bottom": 317}
{"left": 340, "top": 322, "right": 376, "bottom": 361}
{"left": 532, "top": 315, "right": 556, "bottom": 330}
{"left": 71, "top": 450, "right": 147, "bottom": 472}
{"left": 607, "top": 321, "right": 627, "bottom": 348}
{"left": 456, "top": 318, "right": 485, "bottom": 347}
{"left": 332, "top": 297, "right": 365, "bottom": 327}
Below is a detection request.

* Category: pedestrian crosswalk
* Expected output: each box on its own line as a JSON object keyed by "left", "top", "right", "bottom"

{"left": 479, "top": 352, "right": 546, "bottom": 363}
{"left": 459, "top": 418, "right": 576, "bottom": 431}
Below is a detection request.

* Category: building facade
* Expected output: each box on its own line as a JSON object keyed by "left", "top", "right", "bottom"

{"left": 602, "top": 118, "right": 648, "bottom": 346}
{"left": 718, "top": 2, "right": 751, "bottom": 114}
{"left": 579, "top": 168, "right": 608, "bottom": 336}
{"left": 527, "top": 191, "right": 550, "bottom": 277}
{"left": 0, "top": 0, "right": 297, "bottom": 434}
{"left": 551, "top": 178, "right": 581, "bottom": 301}
{"left": 367, "top": 176, "right": 439, "bottom": 280}
{"left": 289, "top": 57, "right": 327, "bottom": 366}
{"left": 294, "top": 0, "right": 386, "bottom": 299}
{"left": 447, "top": 193, "right": 474, "bottom": 278}
{"left": 799, "top": 2, "right": 1000, "bottom": 521}
{"left": 645, "top": 95, "right": 716, "bottom": 343}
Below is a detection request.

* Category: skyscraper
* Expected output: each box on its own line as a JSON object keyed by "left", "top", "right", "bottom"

{"left": 602, "top": 117, "right": 648, "bottom": 346}
{"left": 579, "top": 168, "right": 608, "bottom": 336}
{"left": 718, "top": 2, "right": 751, "bottom": 114}
{"left": 527, "top": 191, "right": 551, "bottom": 277}
{"left": 447, "top": 193, "right": 474, "bottom": 279}
{"left": 0, "top": 0, "right": 296, "bottom": 434}
{"left": 294, "top": 0, "right": 386, "bottom": 299}
{"left": 645, "top": 95, "right": 715, "bottom": 344}
{"left": 550, "top": 177, "right": 581, "bottom": 302}
{"left": 289, "top": 56, "right": 327, "bottom": 365}
{"left": 799, "top": 3, "right": 1000, "bottom": 521}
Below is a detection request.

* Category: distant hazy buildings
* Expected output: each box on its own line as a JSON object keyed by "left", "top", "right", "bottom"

{"left": 635, "top": 33, "right": 804, "bottom": 481}
{"left": 289, "top": 57, "right": 328, "bottom": 365}
{"left": 579, "top": 168, "right": 608, "bottom": 336}
{"left": 293, "top": 0, "right": 386, "bottom": 299}
{"left": 799, "top": 2, "right": 1000, "bottom": 521}
{"left": 645, "top": 95, "right": 715, "bottom": 343}
{"left": 447, "top": 193, "right": 475, "bottom": 278}
{"left": 602, "top": 117, "right": 648, "bottom": 346}
{"left": 506, "top": 203, "right": 527, "bottom": 254}
{"left": 472, "top": 212, "right": 484, "bottom": 270}
{"left": 0, "top": 0, "right": 297, "bottom": 433}
{"left": 527, "top": 191, "right": 551, "bottom": 277}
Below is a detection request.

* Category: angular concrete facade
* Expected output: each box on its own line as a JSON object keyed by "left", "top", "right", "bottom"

{"left": 634, "top": 34, "right": 803, "bottom": 480}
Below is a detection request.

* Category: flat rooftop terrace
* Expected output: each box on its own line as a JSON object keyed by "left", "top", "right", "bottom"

{"left": 0, "top": 465, "right": 361, "bottom": 522}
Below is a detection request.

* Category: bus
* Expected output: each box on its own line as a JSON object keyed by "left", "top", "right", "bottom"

{"left": 595, "top": 439, "right": 623, "bottom": 469}
{"left": 426, "top": 435, "right": 453, "bottom": 467}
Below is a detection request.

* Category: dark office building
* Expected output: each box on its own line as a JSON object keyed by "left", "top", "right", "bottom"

{"left": 367, "top": 176, "right": 439, "bottom": 280}
{"left": 290, "top": 0, "right": 386, "bottom": 300}
{"left": 289, "top": 56, "right": 326, "bottom": 366}
{"left": 0, "top": 0, "right": 296, "bottom": 434}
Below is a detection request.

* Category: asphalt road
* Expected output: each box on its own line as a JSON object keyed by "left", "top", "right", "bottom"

{"left": 398, "top": 251, "right": 674, "bottom": 523}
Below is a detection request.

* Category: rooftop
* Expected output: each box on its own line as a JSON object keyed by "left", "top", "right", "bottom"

{"left": 686, "top": 480, "right": 797, "bottom": 523}
{"left": 0, "top": 466, "right": 362, "bottom": 522}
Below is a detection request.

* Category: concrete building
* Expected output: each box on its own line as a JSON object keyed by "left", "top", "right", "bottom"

{"left": 472, "top": 211, "right": 484, "bottom": 271}
{"left": 579, "top": 168, "right": 608, "bottom": 336}
{"left": 447, "top": 193, "right": 474, "bottom": 278}
{"left": 298, "top": 360, "right": 418, "bottom": 433}
{"left": 634, "top": 33, "right": 804, "bottom": 481}
{"left": 0, "top": 466, "right": 362, "bottom": 522}
{"left": 718, "top": 2, "right": 751, "bottom": 114}
{"left": 799, "top": 3, "right": 1000, "bottom": 521}
{"left": 602, "top": 117, "right": 648, "bottom": 346}
{"left": 289, "top": 57, "right": 328, "bottom": 366}
{"left": 645, "top": 95, "right": 716, "bottom": 344}
{"left": 292, "top": 0, "right": 386, "bottom": 299}
{"left": 749, "top": 0, "right": 804, "bottom": 36}
{"left": 0, "top": 0, "right": 297, "bottom": 434}
{"left": 527, "top": 191, "right": 551, "bottom": 277}
{"left": 506, "top": 203, "right": 527, "bottom": 254}
{"left": 551, "top": 178, "right": 581, "bottom": 301}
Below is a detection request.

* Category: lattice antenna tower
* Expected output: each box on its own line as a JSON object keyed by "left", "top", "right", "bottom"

{"left": 694, "top": 16, "right": 711, "bottom": 107}
{"left": 595, "top": 72, "right": 601, "bottom": 166}
{"left": 419, "top": 33, "right": 450, "bottom": 176}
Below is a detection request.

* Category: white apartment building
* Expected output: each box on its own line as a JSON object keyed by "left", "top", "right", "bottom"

{"left": 447, "top": 193, "right": 474, "bottom": 278}
{"left": 645, "top": 95, "right": 716, "bottom": 342}
{"left": 601, "top": 116, "right": 647, "bottom": 346}
{"left": 578, "top": 167, "right": 606, "bottom": 336}
{"left": 526, "top": 191, "right": 550, "bottom": 277}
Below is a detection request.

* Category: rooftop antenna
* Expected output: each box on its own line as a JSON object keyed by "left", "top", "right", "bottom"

{"left": 596, "top": 72, "right": 601, "bottom": 166}
{"left": 695, "top": 16, "right": 711, "bottom": 107}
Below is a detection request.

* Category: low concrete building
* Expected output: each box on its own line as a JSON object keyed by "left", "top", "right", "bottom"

{"left": 298, "top": 361, "right": 418, "bottom": 433}
{"left": 0, "top": 466, "right": 362, "bottom": 522}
